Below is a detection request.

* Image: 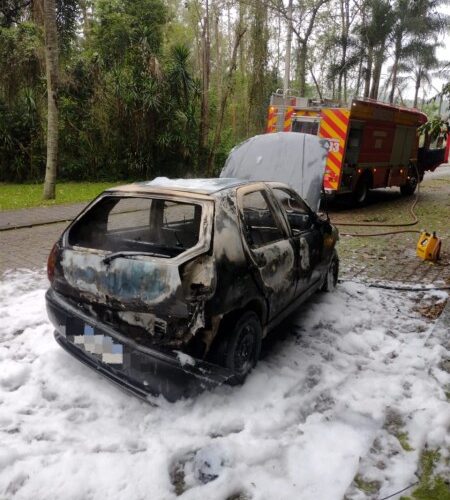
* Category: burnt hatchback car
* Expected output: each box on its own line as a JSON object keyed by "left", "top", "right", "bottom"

{"left": 46, "top": 177, "right": 338, "bottom": 401}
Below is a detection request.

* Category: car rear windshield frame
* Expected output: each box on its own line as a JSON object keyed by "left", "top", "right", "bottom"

{"left": 67, "top": 194, "right": 204, "bottom": 259}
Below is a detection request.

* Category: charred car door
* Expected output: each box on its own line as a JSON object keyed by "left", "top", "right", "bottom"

{"left": 237, "top": 185, "right": 297, "bottom": 319}
{"left": 270, "top": 186, "right": 323, "bottom": 294}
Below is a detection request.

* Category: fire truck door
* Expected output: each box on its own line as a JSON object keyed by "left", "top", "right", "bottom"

{"left": 345, "top": 122, "right": 364, "bottom": 165}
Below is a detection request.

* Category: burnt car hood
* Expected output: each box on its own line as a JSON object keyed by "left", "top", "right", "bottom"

{"left": 59, "top": 249, "right": 189, "bottom": 318}
{"left": 220, "top": 132, "right": 329, "bottom": 211}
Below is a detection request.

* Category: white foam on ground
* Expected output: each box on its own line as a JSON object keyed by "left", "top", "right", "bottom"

{"left": 0, "top": 270, "right": 448, "bottom": 500}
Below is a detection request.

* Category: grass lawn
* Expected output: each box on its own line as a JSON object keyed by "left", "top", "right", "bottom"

{"left": 0, "top": 182, "right": 124, "bottom": 211}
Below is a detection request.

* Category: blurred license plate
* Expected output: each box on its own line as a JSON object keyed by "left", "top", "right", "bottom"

{"left": 67, "top": 318, "right": 123, "bottom": 365}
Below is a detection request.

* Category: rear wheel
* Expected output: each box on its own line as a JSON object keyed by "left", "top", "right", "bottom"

{"left": 321, "top": 250, "right": 339, "bottom": 292}
{"left": 353, "top": 174, "right": 370, "bottom": 205}
{"left": 212, "top": 311, "right": 262, "bottom": 385}
{"left": 400, "top": 171, "right": 418, "bottom": 196}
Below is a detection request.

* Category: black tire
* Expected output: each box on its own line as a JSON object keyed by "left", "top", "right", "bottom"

{"left": 400, "top": 177, "right": 418, "bottom": 196}
{"left": 353, "top": 174, "right": 370, "bottom": 205}
{"left": 321, "top": 250, "right": 339, "bottom": 292}
{"left": 213, "top": 311, "right": 262, "bottom": 385}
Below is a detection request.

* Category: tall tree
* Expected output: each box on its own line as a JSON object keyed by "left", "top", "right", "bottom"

{"left": 198, "top": 0, "right": 211, "bottom": 165}
{"left": 284, "top": 0, "right": 293, "bottom": 92}
{"left": 248, "top": 0, "right": 269, "bottom": 134}
{"left": 42, "top": 0, "right": 59, "bottom": 200}
{"left": 410, "top": 42, "right": 441, "bottom": 107}
{"left": 368, "top": 0, "right": 393, "bottom": 99}
{"left": 293, "top": 0, "right": 330, "bottom": 96}
{"left": 207, "top": 18, "right": 246, "bottom": 174}
{"left": 388, "top": 0, "right": 413, "bottom": 103}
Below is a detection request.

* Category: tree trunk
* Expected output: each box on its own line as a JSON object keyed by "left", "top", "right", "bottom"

{"left": 207, "top": 25, "right": 246, "bottom": 175}
{"left": 42, "top": 0, "right": 59, "bottom": 200}
{"left": 297, "top": 41, "right": 307, "bottom": 97}
{"left": 369, "top": 45, "right": 384, "bottom": 100}
{"left": 198, "top": 0, "right": 210, "bottom": 165}
{"left": 248, "top": 0, "right": 268, "bottom": 134}
{"left": 413, "top": 70, "right": 421, "bottom": 108}
{"left": 276, "top": 13, "right": 281, "bottom": 80}
{"left": 337, "top": 0, "right": 349, "bottom": 102}
{"left": 363, "top": 45, "right": 373, "bottom": 98}
{"left": 284, "top": 0, "right": 293, "bottom": 93}
{"left": 355, "top": 56, "right": 363, "bottom": 97}
{"left": 214, "top": 9, "right": 222, "bottom": 106}
{"left": 344, "top": 72, "right": 347, "bottom": 102}
{"left": 389, "top": 37, "right": 402, "bottom": 103}
{"left": 309, "top": 64, "right": 322, "bottom": 99}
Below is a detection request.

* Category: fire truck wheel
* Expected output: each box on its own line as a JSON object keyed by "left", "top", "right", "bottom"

{"left": 400, "top": 177, "right": 418, "bottom": 196}
{"left": 353, "top": 175, "right": 370, "bottom": 205}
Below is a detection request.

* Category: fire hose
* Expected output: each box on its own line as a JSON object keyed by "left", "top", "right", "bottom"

{"left": 332, "top": 167, "right": 422, "bottom": 237}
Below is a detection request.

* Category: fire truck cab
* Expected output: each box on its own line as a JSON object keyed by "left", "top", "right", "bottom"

{"left": 266, "top": 91, "right": 433, "bottom": 203}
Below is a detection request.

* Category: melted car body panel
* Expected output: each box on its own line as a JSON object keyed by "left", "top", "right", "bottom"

{"left": 61, "top": 249, "right": 188, "bottom": 317}
{"left": 206, "top": 190, "right": 266, "bottom": 323}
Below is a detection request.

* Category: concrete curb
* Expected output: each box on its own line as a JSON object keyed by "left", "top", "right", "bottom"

{"left": 0, "top": 218, "right": 74, "bottom": 232}
{"left": 0, "top": 202, "right": 87, "bottom": 231}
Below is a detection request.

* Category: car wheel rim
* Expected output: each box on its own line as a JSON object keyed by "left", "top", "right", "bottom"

{"left": 235, "top": 326, "right": 255, "bottom": 374}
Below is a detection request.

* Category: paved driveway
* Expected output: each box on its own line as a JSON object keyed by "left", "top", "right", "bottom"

{"left": 0, "top": 222, "right": 69, "bottom": 274}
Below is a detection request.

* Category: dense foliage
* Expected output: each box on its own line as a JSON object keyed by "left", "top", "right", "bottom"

{"left": 0, "top": 0, "right": 448, "bottom": 183}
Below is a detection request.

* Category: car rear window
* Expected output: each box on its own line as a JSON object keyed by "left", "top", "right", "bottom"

{"left": 68, "top": 196, "right": 202, "bottom": 258}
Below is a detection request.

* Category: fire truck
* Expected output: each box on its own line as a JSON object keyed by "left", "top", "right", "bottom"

{"left": 266, "top": 91, "right": 443, "bottom": 203}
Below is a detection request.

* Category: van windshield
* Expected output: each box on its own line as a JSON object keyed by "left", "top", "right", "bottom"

{"left": 68, "top": 196, "right": 202, "bottom": 258}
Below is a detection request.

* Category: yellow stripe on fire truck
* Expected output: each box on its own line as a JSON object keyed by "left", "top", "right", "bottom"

{"left": 319, "top": 108, "right": 350, "bottom": 191}
{"left": 283, "top": 107, "right": 294, "bottom": 132}
{"left": 266, "top": 106, "right": 278, "bottom": 133}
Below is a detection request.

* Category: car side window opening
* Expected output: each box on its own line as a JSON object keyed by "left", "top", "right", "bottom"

{"left": 69, "top": 196, "right": 202, "bottom": 258}
{"left": 272, "top": 188, "right": 313, "bottom": 233}
{"left": 241, "top": 190, "right": 285, "bottom": 248}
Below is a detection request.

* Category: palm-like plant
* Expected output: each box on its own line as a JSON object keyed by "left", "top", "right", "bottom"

{"left": 166, "top": 44, "right": 195, "bottom": 107}
{"left": 407, "top": 41, "right": 441, "bottom": 107}
{"left": 389, "top": 0, "right": 447, "bottom": 104}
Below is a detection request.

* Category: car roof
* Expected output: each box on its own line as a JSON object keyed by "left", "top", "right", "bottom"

{"left": 106, "top": 177, "right": 256, "bottom": 195}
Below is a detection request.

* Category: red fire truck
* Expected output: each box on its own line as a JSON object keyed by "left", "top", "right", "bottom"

{"left": 266, "top": 91, "right": 443, "bottom": 203}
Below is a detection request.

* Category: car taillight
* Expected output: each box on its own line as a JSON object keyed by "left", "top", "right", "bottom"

{"left": 47, "top": 242, "right": 59, "bottom": 283}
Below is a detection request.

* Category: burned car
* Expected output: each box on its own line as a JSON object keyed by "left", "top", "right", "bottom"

{"left": 46, "top": 177, "right": 339, "bottom": 401}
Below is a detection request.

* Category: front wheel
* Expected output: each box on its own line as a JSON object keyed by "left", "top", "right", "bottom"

{"left": 212, "top": 311, "right": 262, "bottom": 385}
{"left": 321, "top": 250, "right": 339, "bottom": 292}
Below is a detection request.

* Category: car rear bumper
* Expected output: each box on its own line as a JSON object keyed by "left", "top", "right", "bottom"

{"left": 46, "top": 288, "right": 232, "bottom": 402}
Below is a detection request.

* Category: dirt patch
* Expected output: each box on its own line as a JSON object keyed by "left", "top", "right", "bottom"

{"left": 414, "top": 300, "right": 448, "bottom": 320}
